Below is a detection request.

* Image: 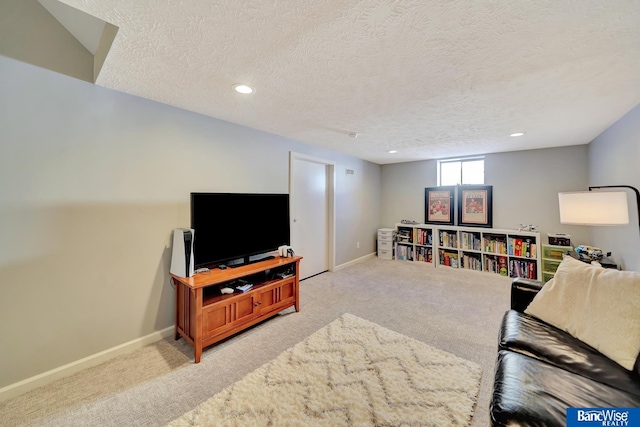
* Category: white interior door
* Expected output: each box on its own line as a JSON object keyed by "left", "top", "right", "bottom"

{"left": 290, "top": 154, "right": 333, "bottom": 279}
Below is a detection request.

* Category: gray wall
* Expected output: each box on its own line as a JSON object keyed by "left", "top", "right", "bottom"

{"left": 0, "top": 55, "right": 381, "bottom": 388}
{"left": 381, "top": 146, "right": 590, "bottom": 244}
{"left": 381, "top": 159, "right": 438, "bottom": 227}
{"left": 588, "top": 103, "right": 640, "bottom": 271}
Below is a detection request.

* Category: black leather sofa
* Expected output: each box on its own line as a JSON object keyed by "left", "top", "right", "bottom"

{"left": 490, "top": 278, "right": 640, "bottom": 426}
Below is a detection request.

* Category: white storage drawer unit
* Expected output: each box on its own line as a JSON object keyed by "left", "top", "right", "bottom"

{"left": 378, "top": 228, "right": 394, "bottom": 259}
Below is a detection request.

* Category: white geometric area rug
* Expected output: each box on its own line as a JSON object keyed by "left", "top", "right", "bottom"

{"left": 167, "top": 314, "right": 482, "bottom": 427}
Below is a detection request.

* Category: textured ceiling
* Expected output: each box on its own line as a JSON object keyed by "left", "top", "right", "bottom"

{"left": 56, "top": 0, "right": 640, "bottom": 164}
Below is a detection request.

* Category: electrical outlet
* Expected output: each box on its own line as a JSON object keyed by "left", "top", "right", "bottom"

{"left": 357, "top": 241, "right": 360, "bottom": 248}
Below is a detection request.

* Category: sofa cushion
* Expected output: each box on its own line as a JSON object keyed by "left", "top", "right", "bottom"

{"left": 491, "top": 350, "right": 640, "bottom": 427}
{"left": 499, "top": 310, "right": 640, "bottom": 396}
{"left": 525, "top": 256, "right": 640, "bottom": 371}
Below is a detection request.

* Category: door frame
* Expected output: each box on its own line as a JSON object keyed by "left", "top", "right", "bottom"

{"left": 289, "top": 152, "right": 336, "bottom": 273}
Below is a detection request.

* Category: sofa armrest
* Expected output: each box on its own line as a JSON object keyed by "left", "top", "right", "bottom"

{"left": 511, "top": 278, "right": 545, "bottom": 312}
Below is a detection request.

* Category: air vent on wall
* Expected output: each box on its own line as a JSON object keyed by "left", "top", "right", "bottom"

{"left": 345, "top": 169, "right": 355, "bottom": 175}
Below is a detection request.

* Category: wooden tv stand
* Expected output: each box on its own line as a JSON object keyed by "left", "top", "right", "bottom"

{"left": 171, "top": 256, "right": 302, "bottom": 363}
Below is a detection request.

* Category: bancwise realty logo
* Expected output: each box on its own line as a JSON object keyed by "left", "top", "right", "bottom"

{"left": 567, "top": 408, "right": 640, "bottom": 426}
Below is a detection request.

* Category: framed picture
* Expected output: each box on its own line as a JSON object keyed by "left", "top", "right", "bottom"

{"left": 425, "top": 186, "right": 455, "bottom": 225}
{"left": 458, "top": 185, "right": 493, "bottom": 228}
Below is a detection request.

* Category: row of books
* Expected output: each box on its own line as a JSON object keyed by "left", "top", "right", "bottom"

{"left": 396, "top": 229, "right": 538, "bottom": 259}
{"left": 397, "top": 228, "right": 412, "bottom": 243}
{"left": 462, "top": 254, "right": 482, "bottom": 271}
{"left": 508, "top": 238, "right": 537, "bottom": 258}
{"left": 439, "top": 250, "right": 459, "bottom": 267}
{"left": 439, "top": 232, "right": 458, "bottom": 248}
{"left": 416, "top": 246, "right": 432, "bottom": 262}
{"left": 460, "top": 232, "right": 482, "bottom": 251}
{"left": 396, "top": 244, "right": 414, "bottom": 261}
{"left": 482, "top": 237, "right": 508, "bottom": 254}
{"left": 485, "top": 256, "right": 509, "bottom": 276}
{"left": 414, "top": 229, "right": 433, "bottom": 246}
{"left": 510, "top": 259, "right": 537, "bottom": 279}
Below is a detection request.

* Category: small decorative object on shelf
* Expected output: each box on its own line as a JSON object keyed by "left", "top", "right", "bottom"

{"left": 400, "top": 219, "right": 419, "bottom": 224}
{"left": 517, "top": 224, "right": 538, "bottom": 232}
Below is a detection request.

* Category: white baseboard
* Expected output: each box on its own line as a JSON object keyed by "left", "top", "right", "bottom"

{"left": 0, "top": 326, "right": 174, "bottom": 402}
{"left": 333, "top": 252, "right": 376, "bottom": 271}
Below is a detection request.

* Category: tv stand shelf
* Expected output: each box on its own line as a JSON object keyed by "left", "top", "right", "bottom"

{"left": 171, "top": 255, "right": 302, "bottom": 362}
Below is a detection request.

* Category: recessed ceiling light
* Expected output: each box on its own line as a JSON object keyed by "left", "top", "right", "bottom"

{"left": 510, "top": 132, "right": 525, "bottom": 137}
{"left": 388, "top": 150, "right": 397, "bottom": 154}
{"left": 233, "top": 84, "right": 254, "bottom": 94}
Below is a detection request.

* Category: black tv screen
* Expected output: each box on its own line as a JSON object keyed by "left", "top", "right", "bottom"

{"left": 190, "top": 193, "right": 290, "bottom": 268}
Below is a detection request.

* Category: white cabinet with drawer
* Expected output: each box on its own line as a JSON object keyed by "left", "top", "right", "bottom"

{"left": 377, "top": 228, "right": 394, "bottom": 259}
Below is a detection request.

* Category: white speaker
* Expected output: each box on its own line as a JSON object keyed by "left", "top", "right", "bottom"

{"left": 170, "top": 228, "right": 195, "bottom": 278}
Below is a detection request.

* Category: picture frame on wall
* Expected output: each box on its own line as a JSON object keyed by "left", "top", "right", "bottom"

{"left": 458, "top": 185, "right": 493, "bottom": 228}
{"left": 424, "top": 186, "right": 455, "bottom": 225}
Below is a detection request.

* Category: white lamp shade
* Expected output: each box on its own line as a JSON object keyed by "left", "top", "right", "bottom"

{"left": 558, "top": 191, "right": 629, "bottom": 225}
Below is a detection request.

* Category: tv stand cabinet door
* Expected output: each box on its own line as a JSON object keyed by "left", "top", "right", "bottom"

{"left": 202, "top": 293, "right": 257, "bottom": 341}
{"left": 257, "top": 279, "right": 296, "bottom": 316}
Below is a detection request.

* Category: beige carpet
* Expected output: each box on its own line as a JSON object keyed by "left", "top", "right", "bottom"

{"left": 1, "top": 258, "right": 511, "bottom": 426}
{"left": 168, "top": 313, "right": 482, "bottom": 427}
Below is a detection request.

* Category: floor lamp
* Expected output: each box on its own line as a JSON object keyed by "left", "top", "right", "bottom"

{"left": 558, "top": 185, "right": 640, "bottom": 235}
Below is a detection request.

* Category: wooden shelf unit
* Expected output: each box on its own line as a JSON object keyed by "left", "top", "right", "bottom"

{"left": 171, "top": 255, "right": 302, "bottom": 363}
{"left": 395, "top": 223, "right": 541, "bottom": 280}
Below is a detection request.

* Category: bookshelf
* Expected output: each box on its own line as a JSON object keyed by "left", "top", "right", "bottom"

{"left": 394, "top": 223, "right": 541, "bottom": 279}
{"left": 414, "top": 225, "right": 433, "bottom": 264}
{"left": 395, "top": 225, "right": 414, "bottom": 261}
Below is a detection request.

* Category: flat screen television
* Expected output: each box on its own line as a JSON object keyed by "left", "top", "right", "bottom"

{"left": 190, "top": 192, "right": 290, "bottom": 268}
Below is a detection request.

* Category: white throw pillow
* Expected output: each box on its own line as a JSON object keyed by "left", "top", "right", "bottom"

{"left": 525, "top": 256, "right": 640, "bottom": 371}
